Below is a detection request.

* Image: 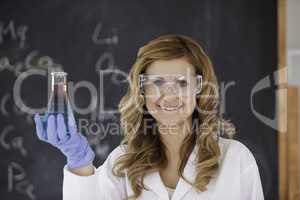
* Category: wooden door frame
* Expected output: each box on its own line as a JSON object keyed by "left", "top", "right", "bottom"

{"left": 278, "top": 0, "right": 287, "bottom": 199}
{"left": 278, "top": 0, "right": 300, "bottom": 199}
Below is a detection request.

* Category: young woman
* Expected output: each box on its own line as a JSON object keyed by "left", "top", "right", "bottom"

{"left": 34, "top": 35, "right": 264, "bottom": 200}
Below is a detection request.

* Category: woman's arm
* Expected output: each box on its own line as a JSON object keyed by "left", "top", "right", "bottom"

{"left": 241, "top": 163, "right": 264, "bottom": 200}
{"left": 63, "top": 145, "right": 127, "bottom": 200}
{"left": 69, "top": 164, "right": 94, "bottom": 176}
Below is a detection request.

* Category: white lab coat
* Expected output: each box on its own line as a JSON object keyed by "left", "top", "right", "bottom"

{"left": 63, "top": 137, "right": 264, "bottom": 200}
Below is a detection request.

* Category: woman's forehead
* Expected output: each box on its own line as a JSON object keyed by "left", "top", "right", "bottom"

{"left": 145, "top": 58, "right": 196, "bottom": 76}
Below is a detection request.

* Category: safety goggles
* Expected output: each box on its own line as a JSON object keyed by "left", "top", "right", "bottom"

{"left": 139, "top": 74, "right": 202, "bottom": 97}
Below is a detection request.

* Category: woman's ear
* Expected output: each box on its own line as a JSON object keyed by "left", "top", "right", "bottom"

{"left": 195, "top": 74, "right": 202, "bottom": 97}
{"left": 139, "top": 94, "right": 145, "bottom": 103}
{"left": 196, "top": 88, "right": 201, "bottom": 99}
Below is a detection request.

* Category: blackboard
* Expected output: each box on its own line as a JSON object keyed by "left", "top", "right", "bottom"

{"left": 0, "top": 0, "right": 278, "bottom": 199}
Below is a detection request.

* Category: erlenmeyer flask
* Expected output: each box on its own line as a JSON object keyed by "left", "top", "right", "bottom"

{"left": 46, "top": 71, "right": 74, "bottom": 128}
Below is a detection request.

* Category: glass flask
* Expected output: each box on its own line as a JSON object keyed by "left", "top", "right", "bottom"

{"left": 46, "top": 71, "right": 73, "bottom": 128}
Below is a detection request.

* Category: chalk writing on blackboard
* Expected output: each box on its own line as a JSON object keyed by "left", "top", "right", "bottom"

{"left": 92, "top": 22, "right": 118, "bottom": 45}
{"left": 95, "top": 51, "right": 115, "bottom": 71}
{"left": 0, "top": 50, "right": 63, "bottom": 76}
{"left": 7, "top": 162, "right": 36, "bottom": 200}
{"left": 0, "top": 20, "right": 28, "bottom": 48}
{"left": 0, "top": 125, "right": 28, "bottom": 157}
{"left": 0, "top": 93, "right": 33, "bottom": 124}
{"left": 0, "top": 93, "right": 10, "bottom": 117}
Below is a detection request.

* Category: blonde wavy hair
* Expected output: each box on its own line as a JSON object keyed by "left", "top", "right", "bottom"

{"left": 112, "top": 34, "right": 236, "bottom": 199}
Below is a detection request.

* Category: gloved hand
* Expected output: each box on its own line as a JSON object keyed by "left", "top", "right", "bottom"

{"left": 33, "top": 112, "right": 95, "bottom": 169}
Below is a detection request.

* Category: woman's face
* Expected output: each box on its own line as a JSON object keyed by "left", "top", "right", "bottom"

{"left": 143, "top": 57, "right": 199, "bottom": 126}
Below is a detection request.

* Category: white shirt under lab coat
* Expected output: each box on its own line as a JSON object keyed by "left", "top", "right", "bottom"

{"left": 63, "top": 137, "right": 264, "bottom": 200}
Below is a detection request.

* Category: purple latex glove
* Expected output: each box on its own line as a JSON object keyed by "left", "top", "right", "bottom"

{"left": 33, "top": 113, "right": 95, "bottom": 169}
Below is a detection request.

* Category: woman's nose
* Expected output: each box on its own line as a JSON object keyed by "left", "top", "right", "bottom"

{"left": 160, "top": 84, "right": 181, "bottom": 107}
{"left": 161, "top": 82, "right": 178, "bottom": 95}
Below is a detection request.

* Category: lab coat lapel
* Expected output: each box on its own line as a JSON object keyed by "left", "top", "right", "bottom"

{"left": 172, "top": 144, "right": 198, "bottom": 200}
{"left": 125, "top": 170, "right": 169, "bottom": 199}
{"left": 143, "top": 170, "right": 169, "bottom": 199}
{"left": 142, "top": 144, "right": 199, "bottom": 200}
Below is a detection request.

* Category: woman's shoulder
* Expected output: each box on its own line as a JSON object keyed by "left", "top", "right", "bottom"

{"left": 218, "top": 136, "right": 250, "bottom": 151}
{"left": 107, "top": 144, "right": 128, "bottom": 160}
{"left": 96, "top": 144, "right": 128, "bottom": 182}
{"left": 101, "top": 144, "right": 128, "bottom": 168}
{"left": 218, "top": 137, "right": 258, "bottom": 170}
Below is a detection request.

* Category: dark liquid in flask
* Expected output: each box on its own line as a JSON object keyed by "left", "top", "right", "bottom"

{"left": 47, "top": 84, "right": 70, "bottom": 126}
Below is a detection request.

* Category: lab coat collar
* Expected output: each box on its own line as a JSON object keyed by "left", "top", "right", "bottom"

{"left": 143, "top": 144, "right": 199, "bottom": 200}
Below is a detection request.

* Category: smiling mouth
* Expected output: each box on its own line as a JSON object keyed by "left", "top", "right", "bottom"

{"left": 159, "top": 104, "right": 183, "bottom": 111}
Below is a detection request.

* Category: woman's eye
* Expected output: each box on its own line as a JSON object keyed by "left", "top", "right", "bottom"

{"left": 153, "top": 79, "right": 164, "bottom": 86}
{"left": 178, "top": 80, "right": 188, "bottom": 87}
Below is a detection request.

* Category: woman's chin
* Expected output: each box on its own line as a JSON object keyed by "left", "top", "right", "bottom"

{"left": 155, "top": 117, "right": 186, "bottom": 127}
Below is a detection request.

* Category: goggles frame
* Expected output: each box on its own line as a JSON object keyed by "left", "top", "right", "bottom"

{"left": 139, "top": 74, "right": 202, "bottom": 96}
